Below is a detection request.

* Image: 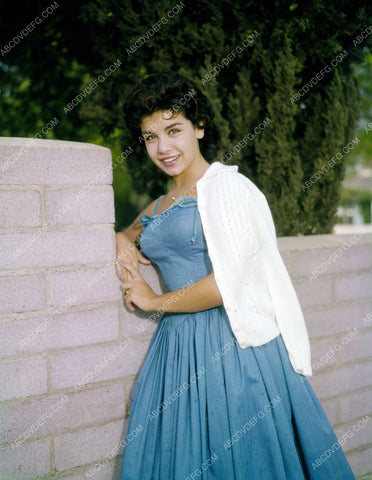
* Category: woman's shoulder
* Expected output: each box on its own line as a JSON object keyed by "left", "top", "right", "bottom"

{"left": 141, "top": 197, "right": 161, "bottom": 216}
{"left": 201, "top": 164, "right": 264, "bottom": 198}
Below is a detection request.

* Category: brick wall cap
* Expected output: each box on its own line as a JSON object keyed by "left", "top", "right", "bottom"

{"left": 0, "top": 136, "right": 110, "bottom": 153}
{"left": 278, "top": 233, "right": 372, "bottom": 251}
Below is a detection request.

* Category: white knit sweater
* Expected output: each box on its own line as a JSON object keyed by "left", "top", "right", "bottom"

{"left": 196, "top": 161, "right": 312, "bottom": 377}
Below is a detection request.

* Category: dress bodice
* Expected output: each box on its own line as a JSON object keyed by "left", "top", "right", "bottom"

{"left": 139, "top": 195, "right": 213, "bottom": 292}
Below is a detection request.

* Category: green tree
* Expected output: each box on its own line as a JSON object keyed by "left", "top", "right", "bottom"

{"left": 347, "top": 52, "right": 372, "bottom": 167}
{"left": 79, "top": 0, "right": 372, "bottom": 234}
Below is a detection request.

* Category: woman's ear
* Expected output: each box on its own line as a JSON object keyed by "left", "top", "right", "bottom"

{"left": 196, "top": 120, "right": 205, "bottom": 139}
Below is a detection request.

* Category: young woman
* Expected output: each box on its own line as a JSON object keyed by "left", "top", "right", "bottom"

{"left": 116, "top": 73, "right": 355, "bottom": 479}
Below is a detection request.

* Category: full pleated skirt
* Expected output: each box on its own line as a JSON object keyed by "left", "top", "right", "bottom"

{"left": 120, "top": 306, "right": 355, "bottom": 480}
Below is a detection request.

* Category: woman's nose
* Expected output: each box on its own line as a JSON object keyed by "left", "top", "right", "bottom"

{"left": 157, "top": 136, "right": 171, "bottom": 154}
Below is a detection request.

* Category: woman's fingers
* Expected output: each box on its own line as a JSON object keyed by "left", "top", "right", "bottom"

{"left": 120, "top": 280, "right": 132, "bottom": 291}
{"left": 115, "top": 259, "right": 124, "bottom": 280}
{"left": 116, "top": 253, "right": 148, "bottom": 290}
{"left": 116, "top": 259, "right": 132, "bottom": 279}
{"left": 120, "top": 262, "right": 141, "bottom": 279}
{"left": 120, "top": 278, "right": 136, "bottom": 311}
{"left": 137, "top": 250, "right": 151, "bottom": 265}
{"left": 115, "top": 258, "right": 131, "bottom": 281}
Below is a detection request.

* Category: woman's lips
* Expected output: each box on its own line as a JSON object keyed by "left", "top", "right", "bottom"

{"left": 160, "top": 155, "right": 180, "bottom": 166}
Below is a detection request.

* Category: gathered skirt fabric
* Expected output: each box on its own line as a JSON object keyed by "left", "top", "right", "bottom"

{"left": 120, "top": 306, "right": 355, "bottom": 479}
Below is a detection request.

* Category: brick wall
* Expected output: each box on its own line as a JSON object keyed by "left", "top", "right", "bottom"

{"left": 0, "top": 138, "right": 371, "bottom": 479}
{"left": 280, "top": 234, "right": 372, "bottom": 479}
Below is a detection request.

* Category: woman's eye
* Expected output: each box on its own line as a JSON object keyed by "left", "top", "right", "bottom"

{"left": 144, "top": 135, "right": 155, "bottom": 142}
{"left": 169, "top": 128, "right": 180, "bottom": 135}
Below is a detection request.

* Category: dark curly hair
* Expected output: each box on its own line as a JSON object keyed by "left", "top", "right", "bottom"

{"left": 123, "top": 73, "right": 220, "bottom": 162}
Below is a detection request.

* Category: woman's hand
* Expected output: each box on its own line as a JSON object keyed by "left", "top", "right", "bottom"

{"left": 115, "top": 232, "right": 151, "bottom": 283}
{"left": 120, "top": 262, "right": 159, "bottom": 312}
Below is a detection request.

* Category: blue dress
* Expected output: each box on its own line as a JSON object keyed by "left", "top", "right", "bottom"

{"left": 120, "top": 195, "right": 355, "bottom": 480}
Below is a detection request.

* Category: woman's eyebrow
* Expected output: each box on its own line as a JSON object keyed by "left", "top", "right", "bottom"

{"left": 164, "top": 122, "right": 183, "bottom": 130}
{"left": 141, "top": 122, "right": 184, "bottom": 135}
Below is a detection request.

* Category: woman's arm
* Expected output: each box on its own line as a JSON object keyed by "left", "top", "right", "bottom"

{"left": 120, "top": 263, "right": 223, "bottom": 313}
{"left": 115, "top": 199, "right": 158, "bottom": 281}
{"left": 116, "top": 197, "right": 158, "bottom": 247}
{"left": 153, "top": 271, "right": 223, "bottom": 313}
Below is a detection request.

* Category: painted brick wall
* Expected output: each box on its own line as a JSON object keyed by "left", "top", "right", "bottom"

{"left": 280, "top": 234, "right": 372, "bottom": 479}
{"left": 0, "top": 138, "right": 371, "bottom": 480}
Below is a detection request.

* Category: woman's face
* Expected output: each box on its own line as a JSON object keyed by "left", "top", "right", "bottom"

{"left": 140, "top": 110, "right": 205, "bottom": 177}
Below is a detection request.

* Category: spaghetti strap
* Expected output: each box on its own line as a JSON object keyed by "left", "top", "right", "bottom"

{"left": 152, "top": 195, "right": 165, "bottom": 216}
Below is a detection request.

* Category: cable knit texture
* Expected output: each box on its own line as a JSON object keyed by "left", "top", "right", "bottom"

{"left": 196, "top": 161, "right": 312, "bottom": 376}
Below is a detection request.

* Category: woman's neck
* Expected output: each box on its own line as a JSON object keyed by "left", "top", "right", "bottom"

{"left": 170, "top": 158, "right": 210, "bottom": 192}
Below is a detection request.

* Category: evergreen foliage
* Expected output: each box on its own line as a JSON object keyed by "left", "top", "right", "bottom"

{"left": 1, "top": 0, "right": 372, "bottom": 233}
